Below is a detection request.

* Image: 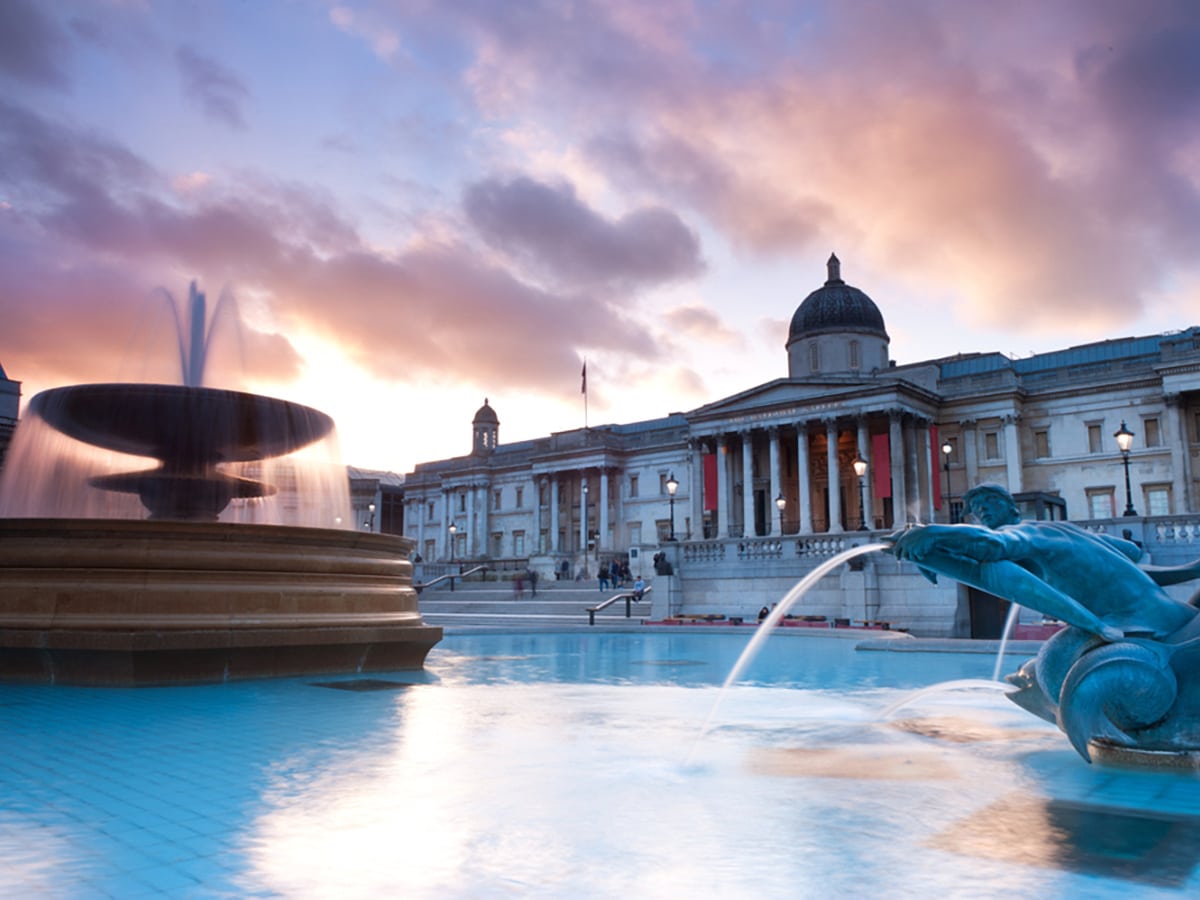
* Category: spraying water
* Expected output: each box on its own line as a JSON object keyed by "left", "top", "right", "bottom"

{"left": 697, "top": 543, "right": 889, "bottom": 738}
{"left": 991, "top": 601, "right": 1023, "bottom": 682}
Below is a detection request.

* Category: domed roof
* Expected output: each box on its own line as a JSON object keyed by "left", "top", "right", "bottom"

{"left": 788, "top": 254, "right": 888, "bottom": 342}
{"left": 473, "top": 398, "right": 499, "bottom": 425}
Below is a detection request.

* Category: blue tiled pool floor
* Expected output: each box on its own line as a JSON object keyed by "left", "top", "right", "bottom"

{"left": 2, "top": 632, "right": 1199, "bottom": 898}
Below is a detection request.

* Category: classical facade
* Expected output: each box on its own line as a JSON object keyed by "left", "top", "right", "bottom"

{"left": 402, "top": 256, "right": 1200, "bottom": 633}
{"left": 404, "top": 256, "right": 1200, "bottom": 573}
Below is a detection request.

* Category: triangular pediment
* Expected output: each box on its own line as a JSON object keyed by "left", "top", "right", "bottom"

{"left": 686, "top": 374, "right": 939, "bottom": 427}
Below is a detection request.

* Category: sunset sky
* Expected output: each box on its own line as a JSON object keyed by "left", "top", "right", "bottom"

{"left": 3, "top": 0, "right": 1199, "bottom": 473}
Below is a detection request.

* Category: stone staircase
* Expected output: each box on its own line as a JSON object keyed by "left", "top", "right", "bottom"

{"left": 415, "top": 579, "right": 650, "bottom": 629}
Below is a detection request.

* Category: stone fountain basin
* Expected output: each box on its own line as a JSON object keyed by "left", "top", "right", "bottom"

{"left": 30, "top": 383, "right": 335, "bottom": 464}
{"left": 0, "top": 518, "right": 442, "bottom": 685}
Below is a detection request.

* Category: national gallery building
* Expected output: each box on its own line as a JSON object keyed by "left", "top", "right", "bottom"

{"left": 402, "top": 255, "right": 1200, "bottom": 588}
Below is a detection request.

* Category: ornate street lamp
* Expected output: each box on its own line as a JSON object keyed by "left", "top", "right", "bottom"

{"left": 941, "top": 441, "right": 953, "bottom": 523}
{"left": 1114, "top": 421, "right": 1137, "bottom": 517}
{"left": 775, "top": 493, "right": 786, "bottom": 534}
{"left": 666, "top": 472, "right": 679, "bottom": 540}
{"left": 448, "top": 521, "right": 458, "bottom": 562}
{"left": 852, "top": 455, "right": 869, "bottom": 531}
{"left": 365, "top": 501, "right": 376, "bottom": 531}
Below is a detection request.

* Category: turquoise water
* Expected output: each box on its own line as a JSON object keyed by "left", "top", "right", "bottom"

{"left": 2, "top": 631, "right": 1199, "bottom": 898}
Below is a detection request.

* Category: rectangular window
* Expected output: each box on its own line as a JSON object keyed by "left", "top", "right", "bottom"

{"left": 984, "top": 432, "right": 999, "bottom": 460}
{"left": 539, "top": 529, "right": 547, "bottom": 553}
{"left": 809, "top": 343, "right": 819, "bottom": 372}
{"left": 1034, "top": 429, "right": 1050, "bottom": 458}
{"left": 629, "top": 475, "right": 639, "bottom": 498}
{"left": 1143, "top": 418, "right": 1161, "bottom": 448}
{"left": 493, "top": 490, "right": 501, "bottom": 510}
{"left": 628, "top": 522, "right": 642, "bottom": 545}
{"left": 458, "top": 493, "right": 466, "bottom": 512}
{"left": 490, "top": 532, "right": 502, "bottom": 557}
{"left": 515, "top": 487, "right": 524, "bottom": 508}
{"left": 1146, "top": 486, "right": 1170, "bottom": 516}
{"left": 849, "top": 340, "right": 860, "bottom": 369}
{"left": 539, "top": 482, "right": 548, "bottom": 504}
{"left": 513, "top": 531, "right": 525, "bottom": 556}
{"left": 423, "top": 539, "right": 435, "bottom": 561}
{"left": 1087, "top": 489, "right": 1115, "bottom": 519}
{"left": 1088, "top": 424, "right": 1102, "bottom": 454}
{"left": 427, "top": 502, "right": 435, "bottom": 519}
{"left": 659, "top": 473, "right": 669, "bottom": 494}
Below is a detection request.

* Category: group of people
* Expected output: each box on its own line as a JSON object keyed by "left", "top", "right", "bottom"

{"left": 597, "top": 558, "right": 633, "bottom": 590}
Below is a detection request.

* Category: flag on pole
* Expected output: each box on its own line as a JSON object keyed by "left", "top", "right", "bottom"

{"left": 581, "top": 360, "right": 587, "bottom": 394}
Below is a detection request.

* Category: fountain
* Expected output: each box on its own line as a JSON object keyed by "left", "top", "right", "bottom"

{"left": 0, "top": 282, "right": 441, "bottom": 685}
{"left": 888, "top": 482, "right": 1200, "bottom": 764}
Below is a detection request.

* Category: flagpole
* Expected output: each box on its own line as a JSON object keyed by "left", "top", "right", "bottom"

{"left": 581, "top": 359, "right": 588, "bottom": 430}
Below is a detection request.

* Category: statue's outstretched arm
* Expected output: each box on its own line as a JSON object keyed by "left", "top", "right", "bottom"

{"left": 885, "top": 526, "right": 1123, "bottom": 642}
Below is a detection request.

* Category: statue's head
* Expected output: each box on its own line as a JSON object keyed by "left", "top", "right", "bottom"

{"left": 962, "top": 482, "right": 1020, "bottom": 528}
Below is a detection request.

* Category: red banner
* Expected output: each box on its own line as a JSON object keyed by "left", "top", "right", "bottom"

{"left": 871, "top": 432, "right": 891, "bottom": 499}
{"left": 703, "top": 453, "right": 718, "bottom": 511}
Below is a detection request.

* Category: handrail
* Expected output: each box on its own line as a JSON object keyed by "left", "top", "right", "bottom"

{"left": 586, "top": 586, "right": 652, "bottom": 625}
{"left": 415, "top": 564, "right": 488, "bottom": 594}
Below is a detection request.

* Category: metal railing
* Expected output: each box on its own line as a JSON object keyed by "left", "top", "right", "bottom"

{"left": 586, "top": 586, "right": 652, "bottom": 625}
{"left": 415, "top": 564, "right": 488, "bottom": 594}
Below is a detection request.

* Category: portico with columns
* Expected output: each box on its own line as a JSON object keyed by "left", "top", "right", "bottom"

{"left": 400, "top": 256, "right": 1200, "bottom": 636}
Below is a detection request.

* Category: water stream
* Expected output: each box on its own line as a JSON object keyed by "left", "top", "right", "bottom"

{"left": 698, "top": 543, "right": 889, "bottom": 739}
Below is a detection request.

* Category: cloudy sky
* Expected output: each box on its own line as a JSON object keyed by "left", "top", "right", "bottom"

{"left": 3, "top": 0, "right": 1199, "bottom": 473}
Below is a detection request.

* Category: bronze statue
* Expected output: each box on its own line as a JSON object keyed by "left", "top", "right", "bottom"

{"left": 886, "top": 484, "right": 1200, "bottom": 762}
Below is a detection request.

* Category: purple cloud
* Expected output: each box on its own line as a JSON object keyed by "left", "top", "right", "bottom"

{"left": 176, "top": 45, "right": 251, "bottom": 131}
{"left": 464, "top": 175, "right": 704, "bottom": 292}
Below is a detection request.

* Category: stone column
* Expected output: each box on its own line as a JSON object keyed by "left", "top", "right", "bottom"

{"left": 796, "top": 422, "right": 813, "bottom": 534}
{"left": 690, "top": 439, "right": 704, "bottom": 540}
{"left": 768, "top": 427, "right": 782, "bottom": 535}
{"left": 904, "top": 418, "right": 921, "bottom": 524}
{"left": 442, "top": 489, "right": 452, "bottom": 559}
{"left": 472, "top": 482, "right": 482, "bottom": 554}
{"left": 1167, "top": 394, "right": 1193, "bottom": 512}
{"left": 857, "top": 416, "right": 872, "bottom": 529}
{"left": 466, "top": 485, "right": 477, "bottom": 558}
{"left": 550, "top": 477, "right": 560, "bottom": 552}
{"left": 919, "top": 421, "right": 935, "bottom": 523}
{"left": 716, "top": 435, "right": 730, "bottom": 539}
{"left": 889, "top": 412, "right": 907, "bottom": 525}
{"left": 961, "top": 419, "right": 979, "bottom": 490}
{"left": 413, "top": 497, "right": 424, "bottom": 551}
{"left": 579, "top": 473, "right": 588, "bottom": 555}
{"left": 741, "top": 432, "right": 755, "bottom": 537}
{"left": 826, "top": 419, "right": 843, "bottom": 533}
{"left": 599, "top": 469, "right": 610, "bottom": 552}
{"left": 1004, "top": 414, "right": 1023, "bottom": 493}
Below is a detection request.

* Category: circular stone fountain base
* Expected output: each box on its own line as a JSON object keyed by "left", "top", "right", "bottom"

{"left": 0, "top": 519, "right": 442, "bottom": 686}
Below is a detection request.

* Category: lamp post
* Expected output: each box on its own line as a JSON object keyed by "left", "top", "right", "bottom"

{"left": 448, "top": 522, "right": 457, "bottom": 562}
{"left": 775, "top": 493, "right": 786, "bottom": 534}
{"left": 941, "top": 441, "right": 953, "bottom": 523}
{"left": 666, "top": 472, "right": 679, "bottom": 540}
{"left": 365, "top": 501, "right": 376, "bottom": 531}
{"left": 852, "top": 455, "right": 869, "bottom": 531}
{"left": 1114, "top": 421, "right": 1137, "bottom": 517}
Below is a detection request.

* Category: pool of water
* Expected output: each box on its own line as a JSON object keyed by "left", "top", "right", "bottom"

{"left": 2, "top": 631, "right": 1199, "bottom": 898}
